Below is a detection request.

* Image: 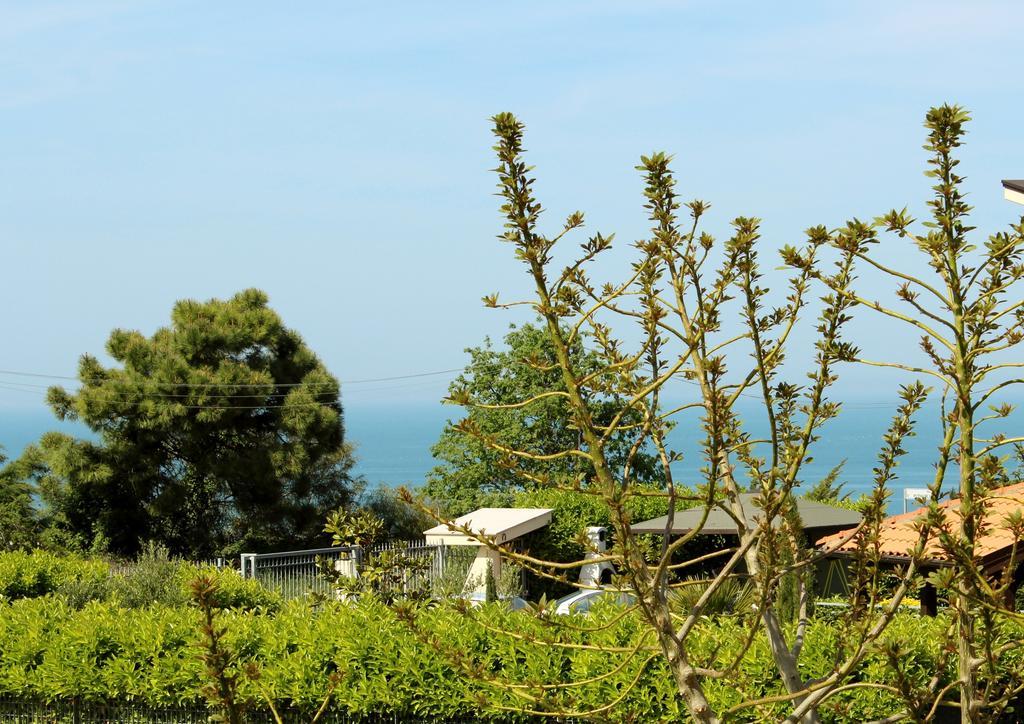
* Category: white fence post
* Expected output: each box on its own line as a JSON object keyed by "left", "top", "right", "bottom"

{"left": 240, "top": 553, "right": 256, "bottom": 579}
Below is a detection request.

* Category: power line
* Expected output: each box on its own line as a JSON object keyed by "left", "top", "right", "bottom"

{"left": 0, "top": 371, "right": 456, "bottom": 410}
{"left": 341, "top": 378, "right": 458, "bottom": 395}
{"left": 0, "top": 365, "right": 460, "bottom": 408}
{"left": 0, "top": 383, "right": 41, "bottom": 396}
{"left": 0, "top": 379, "right": 340, "bottom": 400}
{"left": 344, "top": 369, "right": 462, "bottom": 384}
{"left": 0, "top": 383, "right": 344, "bottom": 410}
{"left": 0, "top": 364, "right": 1015, "bottom": 410}
{"left": 0, "top": 367, "right": 463, "bottom": 388}
{"left": 0, "top": 374, "right": 454, "bottom": 401}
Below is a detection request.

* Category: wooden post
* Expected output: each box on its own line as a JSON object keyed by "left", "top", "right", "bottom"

{"left": 920, "top": 578, "right": 938, "bottom": 617}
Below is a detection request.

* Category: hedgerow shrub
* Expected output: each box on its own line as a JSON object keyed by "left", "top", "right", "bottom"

{"left": 182, "top": 563, "right": 281, "bottom": 611}
{"left": 0, "top": 550, "right": 278, "bottom": 612}
{"left": 0, "top": 550, "right": 109, "bottom": 601}
{"left": 0, "top": 597, "right": 203, "bottom": 704}
{"left": 0, "top": 592, "right": 995, "bottom": 721}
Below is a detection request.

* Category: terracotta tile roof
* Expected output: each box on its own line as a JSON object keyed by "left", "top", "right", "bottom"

{"left": 817, "top": 482, "right": 1024, "bottom": 567}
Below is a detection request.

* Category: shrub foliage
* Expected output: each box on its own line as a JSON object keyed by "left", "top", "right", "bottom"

{"left": 0, "top": 590, "right": 973, "bottom": 722}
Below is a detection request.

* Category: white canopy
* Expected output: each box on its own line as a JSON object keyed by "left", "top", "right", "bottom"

{"left": 424, "top": 507, "right": 553, "bottom": 546}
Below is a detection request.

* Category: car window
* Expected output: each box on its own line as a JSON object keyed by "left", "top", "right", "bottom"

{"left": 554, "top": 591, "right": 583, "bottom": 610}
{"left": 571, "top": 590, "right": 636, "bottom": 613}
{"left": 570, "top": 593, "right": 596, "bottom": 613}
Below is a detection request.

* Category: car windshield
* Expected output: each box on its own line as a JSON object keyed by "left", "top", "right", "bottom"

{"left": 554, "top": 589, "right": 636, "bottom": 613}
{"left": 553, "top": 590, "right": 586, "bottom": 610}
{"left": 571, "top": 593, "right": 599, "bottom": 613}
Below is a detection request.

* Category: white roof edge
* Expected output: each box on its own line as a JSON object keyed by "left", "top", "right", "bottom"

{"left": 423, "top": 507, "right": 553, "bottom": 544}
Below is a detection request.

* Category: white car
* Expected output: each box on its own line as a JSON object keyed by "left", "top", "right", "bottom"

{"left": 461, "top": 591, "right": 532, "bottom": 610}
{"left": 553, "top": 588, "right": 637, "bottom": 615}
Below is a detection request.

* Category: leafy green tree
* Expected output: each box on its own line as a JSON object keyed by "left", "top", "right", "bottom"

{"left": 424, "top": 322, "right": 659, "bottom": 515}
{"left": 27, "top": 289, "right": 358, "bottom": 557}
{"left": 18, "top": 432, "right": 124, "bottom": 553}
{"left": 359, "top": 484, "right": 436, "bottom": 541}
{"left": 0, "top": 450, "right": 39, "bottom": 550}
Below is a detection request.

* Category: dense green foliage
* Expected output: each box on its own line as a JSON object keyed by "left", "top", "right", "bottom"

{"left": 17, "top": 289, "right": 357, "bottom": 557}
{"left": 0, "top": 586, "right": 991, "bottom": 722}
{"left": 513, "top": 486, "right": 686, "bottom": 562}
{"left": 424, "top": 323, "right": 659, "bottom": 516}
{"left": 358, "top": 484, "right": 436, "bottom": 541}
{"left": 0, "top": 550, "right": 109, "bottom": 601}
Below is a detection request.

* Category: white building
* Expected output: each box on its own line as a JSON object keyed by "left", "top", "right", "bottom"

{"left": 424, "top": 507, "right": 552, "bottom": 595}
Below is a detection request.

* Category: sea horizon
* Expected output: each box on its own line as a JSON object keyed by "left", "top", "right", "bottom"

{"left": 3, "top": 394, "right": 1008, "bottom": 516}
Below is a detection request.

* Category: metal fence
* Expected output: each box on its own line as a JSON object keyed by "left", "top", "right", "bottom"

{"left": 365, "top": 540, "right": 449, "bottom": 597}
{"left": 107, "top": 557, "right": 229, "bottom": 578}
{"left": 0, "top": 697, "right": 210, "bottom": 723}
{"left": 240, "top": 541, "right": 451, "bottom": 600}
{"left": 240, "top": 546, "right": 351, "bottom": 599}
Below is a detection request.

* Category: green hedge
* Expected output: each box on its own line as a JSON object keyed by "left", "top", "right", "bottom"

{"left": 0, "top": 549, "right": 279, "bottom": 612}
{"left": 0, "top": 592, "right": 977, "bottom": 722}
{"left": 0, "top": 550, "right": 109, "bottom": 600}
{"left": 2, "top": 551, "right": 1015, "bottom": 721}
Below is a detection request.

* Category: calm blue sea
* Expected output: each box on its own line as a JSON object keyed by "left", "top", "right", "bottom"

{"left": 0, "top": 398, "right": 982, "bottom": 514}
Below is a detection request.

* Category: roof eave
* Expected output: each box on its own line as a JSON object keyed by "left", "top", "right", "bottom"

{"left": 1003, "top": 180, "right": 1024, "bottom": 205}
{"left": 821, "top": 549, "right": 954, "bottom": 568}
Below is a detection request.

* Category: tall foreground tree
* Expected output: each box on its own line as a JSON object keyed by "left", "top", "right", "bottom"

{"left": 26, "top": 289, "right": 357, "bottom": 557}
{"left": 424, "top": 322, "right": 658, "bottom": 516}
{"left": 804, "top": 105, "right": 1024, "bottom": 723}
{"left": 401, "top": 107, "right": 1024, "bottom": 722}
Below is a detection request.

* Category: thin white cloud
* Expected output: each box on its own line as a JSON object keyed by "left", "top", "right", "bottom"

{"left": 0, "top": 0, "right": 145, "bottom": 40}
{"left": 700, "top": 0, "right": 1022, "bottom": 86}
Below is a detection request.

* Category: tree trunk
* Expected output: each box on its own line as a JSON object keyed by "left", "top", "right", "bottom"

{"left": 726, "top": 472, "right": 821, "bottom": 724}
{"left": 955, "top": 350, "right": 979, "bottom": 723}
{"left": 652, "top": 610, "right": 720, "bottom": 724}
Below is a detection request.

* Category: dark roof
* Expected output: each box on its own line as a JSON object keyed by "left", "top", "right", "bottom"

{"left": 632, "top": 493, "right": 861, "bottom": 536}
{"left": 1003, "top": 180, "right": 1024, "bottom": 194}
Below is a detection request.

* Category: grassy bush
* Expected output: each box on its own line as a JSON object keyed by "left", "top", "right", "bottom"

{"left": 0, "top": 549, "right": 279, "bottom": 612}
{"left": 182, "top": 563, "right": 281, "bottom": 611}
{"left": 0, "top": 551, "right": 1010, "bottom": 720}
{"left": 671, "top": 575, "right": 757, "bottom": 617}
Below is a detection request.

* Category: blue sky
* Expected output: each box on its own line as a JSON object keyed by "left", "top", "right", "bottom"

{"left": 1, "top": 0, "right": 1023, "bottom": 410}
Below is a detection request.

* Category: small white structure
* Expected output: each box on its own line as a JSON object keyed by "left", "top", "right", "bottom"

{"left": 903, "top": 487, "right": 931, "bottom": 513}
{"left": 424, "top": 507, "right": 553, "bottom": 596}
{"left": 578, "top": 526, "right": 615, "bottom": 587}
